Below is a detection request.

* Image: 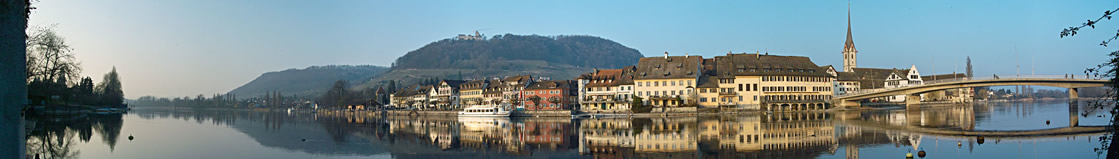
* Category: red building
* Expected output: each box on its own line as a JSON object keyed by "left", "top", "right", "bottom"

{"left": 521, "top": 80, "right": 577, "bottom": 110}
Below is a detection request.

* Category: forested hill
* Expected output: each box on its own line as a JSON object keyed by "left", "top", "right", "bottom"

{"left": 392, "top": 34, "right": 643, "bottom": 70}
{"left": 228, "top": 65, "right": 388, "bottom": 98}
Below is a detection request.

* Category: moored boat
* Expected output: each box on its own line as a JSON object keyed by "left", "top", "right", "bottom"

{"left": 458, "top": 106, "right": 511, "bottom": 117}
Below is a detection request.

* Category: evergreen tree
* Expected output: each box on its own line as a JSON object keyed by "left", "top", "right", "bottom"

{"left": 95, "top": 67, "right": 123, "bottom": 107}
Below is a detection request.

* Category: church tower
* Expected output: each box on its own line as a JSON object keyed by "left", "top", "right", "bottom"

{"left": 842, "top": 1, "right": 858, "bottom": 72}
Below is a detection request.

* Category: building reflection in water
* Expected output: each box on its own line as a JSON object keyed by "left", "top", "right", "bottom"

{"left": 28, "top": 102, "right": 1106, "bottom": 159}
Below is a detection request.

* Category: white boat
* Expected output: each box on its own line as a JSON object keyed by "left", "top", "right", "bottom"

{"left": 458, "top": 106, "right": 512, "bottom": 117}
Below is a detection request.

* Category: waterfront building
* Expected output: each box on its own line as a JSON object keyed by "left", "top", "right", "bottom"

{"left": 500, "top": 75, "right": 535, "bottom": 109}
{"left": 522, "top": 80, "right": 577, "bottom": 110}
{"left": 634, "top": 52, "right": 702, "bottom": 109}
{"left": 848, "top": 66, "right": 923, "bottom": 102}
{"left": 435, "top": 80, "right": 466, "bottom": 110}
{"left": 715, "top": 53, "right": 834, "bottom": 111}
{"left": 577, "top": 66, "right": 637, "bottom": 112}
{"left": 482, "top": 80, "right": 505, "bottom": 107}
{"left": 458, "top": 80, "right": 490, "bottom": 108}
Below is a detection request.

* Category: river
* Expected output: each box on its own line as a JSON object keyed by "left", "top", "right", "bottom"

{"left": 23, "top": 100, "right": 1114, "bottom": 159}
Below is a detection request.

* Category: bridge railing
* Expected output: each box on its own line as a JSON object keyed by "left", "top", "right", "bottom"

{"left": 836, "top": 74, "right": 1097, "bottom": 98}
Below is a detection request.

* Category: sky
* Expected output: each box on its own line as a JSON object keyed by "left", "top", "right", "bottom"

{"left": 28, "top": 0, "right": 1119, "bottom": 98}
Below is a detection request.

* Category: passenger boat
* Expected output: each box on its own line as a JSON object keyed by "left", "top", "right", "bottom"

{"left": 458, "top": 106, "right": 512, "bottom": 117}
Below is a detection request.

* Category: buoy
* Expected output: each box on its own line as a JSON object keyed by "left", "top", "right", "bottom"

{"left": 906, "top": 152, "right": 914, "bottom": 158}
{"left": 128, "top": 134, "right": 134, "bottom": 141}
{"left": 957, "top": 141, "right": 962, "bottom": 147}
{"left": 977, "top": 136, "right": 985, "bottom": 145}
{"left": 918, "top": 150, "right": 926, "bottom": 158}
{"left": 301, "top": 139, "right": 306, "bottom": 142}
{"left": 1046, "top": 120, "right": 1051, "bottom": 125}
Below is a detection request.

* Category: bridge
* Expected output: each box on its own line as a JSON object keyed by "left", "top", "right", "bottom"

{"left": 832, "top": 75, "right": 1110, "bottom": 107}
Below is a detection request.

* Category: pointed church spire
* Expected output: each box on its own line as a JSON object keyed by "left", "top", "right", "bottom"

{"left": 842, "top": 0, "right": 858, "bottom": 72}
{"left": 844, "top": 1, "right": 856, "bottom": 53}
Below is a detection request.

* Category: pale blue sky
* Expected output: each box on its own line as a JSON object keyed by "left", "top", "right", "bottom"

{"left": 28, "top": 0, "right": 1118, "bottom": 98}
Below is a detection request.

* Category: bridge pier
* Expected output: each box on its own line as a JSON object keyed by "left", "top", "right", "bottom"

{"left": 905, "top": 94, "right": 922, "bottom": 108}
{"left": 1070, "top": 101, "right": 1080, "bottom": 127}
{"left": 835, "top": 99, "right": 861, "bottom": 108}
{"left": 1068, "top": 88, "right": 1079, "bottom": 101}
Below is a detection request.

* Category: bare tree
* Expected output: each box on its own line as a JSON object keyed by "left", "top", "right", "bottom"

{"left": 26, "top": 25, "right": 80, "bottom": 84}
{"left": 1060, "top": 7, "right": 1119, "bottom": 159}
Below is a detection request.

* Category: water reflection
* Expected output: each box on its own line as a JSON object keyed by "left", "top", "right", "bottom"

{"left": 23, "top": 101, "right": 1113, "bottom": 159}
{"left": 26, "top": 113, "right": 123, "bottom": 159}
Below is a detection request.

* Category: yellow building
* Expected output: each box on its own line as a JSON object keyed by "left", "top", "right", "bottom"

{"left": 458, "top": 80, "right": 489, "bottom": 107}
{"left": 715, "top": 53, "right": 835, "bottom": 111}
{"left": 634, "top": 53, "right": 702, "bottom": 108}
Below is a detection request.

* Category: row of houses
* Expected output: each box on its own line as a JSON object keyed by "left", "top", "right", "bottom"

{"left": 389, "top": 52, "right": 967, "bottom": 112}
{"left": 389, "top": 75, "right": 578, "bottom": 111}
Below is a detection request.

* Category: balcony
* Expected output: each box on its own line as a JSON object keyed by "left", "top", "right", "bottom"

{"left": 718, "top": 91, "right": 736, "bottom": 96}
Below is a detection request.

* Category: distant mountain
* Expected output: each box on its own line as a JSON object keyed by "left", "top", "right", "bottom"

{"left": 357, "top": 34, "right": 643, "bottom": 88}
{"left": 228, "top": 65, "right": 388, "bottom": 98}
{"left": 393, "top": 34, "right": 643, "bottom": 70}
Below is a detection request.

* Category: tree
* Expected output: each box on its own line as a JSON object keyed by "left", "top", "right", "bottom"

{"left": 547, "top": 97, "right": 561, "bottom": 109}
{"left": 320, "top": 80, "right": 351, "bottom": 108}
{"left": 26, "top": 25, "right": 80, "bottom": 84}
{"left": 966, "top": 56, "right": 974, "bottom": 78}
{"left": 630, "top": 96, "right": 650, "bottom": 113}
{"left": 1060, "top": 8, "right": 1119, "bottom": 158}
{"left": 528, "top": 95, "right": 542, "bottom": 110}
{"left": 95, "top": 67, "right": 123, "bottom": 107}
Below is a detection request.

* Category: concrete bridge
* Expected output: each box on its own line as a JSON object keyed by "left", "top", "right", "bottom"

{"left": 832, "top": 75, "right": 1110, "bottom": 107}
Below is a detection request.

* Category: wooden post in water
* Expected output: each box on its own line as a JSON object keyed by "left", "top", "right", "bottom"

{"left": 0, "top": 0, "right": 28, "bottom": 158}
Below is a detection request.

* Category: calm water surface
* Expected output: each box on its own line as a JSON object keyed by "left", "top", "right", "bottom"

{"left": 25, "top": 100, "right": 1114, "bottom": 159}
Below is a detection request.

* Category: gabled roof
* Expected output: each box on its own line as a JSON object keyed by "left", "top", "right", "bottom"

{"left": 836, "top": 72, "right": 859, "bottom": 81}
{"left": 525, "top": 80, "right": 573, "bottom": 90}
{"left": 440, "top": 80, "right": 466, "bottom": 87}
{"left": 635, "top": 55, "right": 702, "bottom": 80}
{"left": 460, "top": 80, "right": 489, "bottom": 90}
{"left": 715, "top": 54, "right": 832, "bottom": 78}
{"left": 849, "top": 68, "right": 909, "bottom": 89}
{"left": 579, "top": 66, "right": 637, "bottom": 87}
{"left": 501, "top": 75, "right": 534, "bottom": 88}
{"left": 696, "top": 75, "right": 719, "bottom": 88}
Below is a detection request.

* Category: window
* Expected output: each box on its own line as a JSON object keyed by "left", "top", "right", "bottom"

{"left": 671, "top": 81, "right": 676, "bottom": 86}
{"left": 738, "top": 84, "right": 743, "bottom": 91}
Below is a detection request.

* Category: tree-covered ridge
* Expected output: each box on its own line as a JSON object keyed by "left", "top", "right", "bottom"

{"left": 228, "top": 65, "right": 389, "bottom": 98}
{"left": 392, "top": 34, "right": 643, "bottom": 70}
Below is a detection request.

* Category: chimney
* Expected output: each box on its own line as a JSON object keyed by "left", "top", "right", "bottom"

{"left": 593, "top": 67, "right": 598, "bottom": 75}
{"left": 664, "top": 52, "right": 669, "bottom": 59}
{"left": 727, "top": 51, "right": 732, "bottom": 56}
{"left": 685, "top": 52, "right": 689, "bottom": 58}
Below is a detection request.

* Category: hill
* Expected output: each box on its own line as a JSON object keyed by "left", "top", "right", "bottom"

{"left": 359, "top": 34, "right": 643, "bottom": 88}
{"left": 228, "top": 65, "right": 389, "bottom": 98}
{"left": 393, "top": 34, "right": 642, "bottom": 70}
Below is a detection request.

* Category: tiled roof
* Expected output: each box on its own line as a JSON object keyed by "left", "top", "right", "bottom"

{"left": 460, "top": 80, "right": 489, "bottom": 90}
{"left": 696, "top": 75, "right": 719, "bottom": 88}
{"left": 850, "top": 68, "right": 909, "bottom": 89}
{"left": 715, "top": 54, "right": 832, "bottom": 78}
{"left": 580, "top": 66, "right": 637, "bottom": 87}
{"left": 635, "top": 55, "right": 703, "bottom": 80}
